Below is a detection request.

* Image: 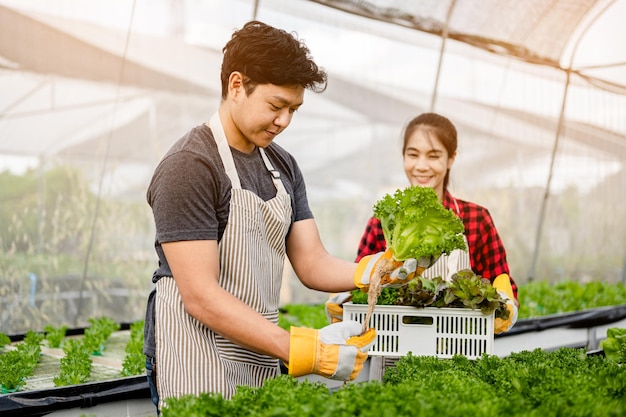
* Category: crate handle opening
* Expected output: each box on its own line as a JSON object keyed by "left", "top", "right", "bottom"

{"left": 402, "top": 315, "right": 434, "bottom": 325}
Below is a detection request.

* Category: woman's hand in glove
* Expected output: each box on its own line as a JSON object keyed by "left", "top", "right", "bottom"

{"left": 354, "top": 249, "right": 436, "bottom": 291}
{"left": 325, "top": 292, "right": 352, "bottom": 324}
{"left": 493, "top": 273, "right": 519, "bottom": 334}
{"left": 287, "top": 321, "right": 376, "bottom": 381}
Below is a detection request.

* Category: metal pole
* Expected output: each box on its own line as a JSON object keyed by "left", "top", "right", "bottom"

{"left": 37, "top": 155, "right": 44, "bottom": 253}
{"left": 252, "top": 0, "right": 260, "bottom": 20}
{"left": 430, "top": 0, "right": 456, "bottom": 112}
{"left": 528, "top": 71, "right": 570, "bottom": 281}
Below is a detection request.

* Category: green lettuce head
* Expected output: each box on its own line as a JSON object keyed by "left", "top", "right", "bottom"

{"left": 373, "top": 186, "right": 467, "bottom": 261}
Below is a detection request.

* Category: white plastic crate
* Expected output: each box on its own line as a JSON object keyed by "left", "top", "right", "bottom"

{"left": 343, "top": 303, "right": 494, "bottom": 359}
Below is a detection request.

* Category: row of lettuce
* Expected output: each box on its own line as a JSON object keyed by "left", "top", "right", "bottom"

{"left": 0, "top": 317, "right": 144, "bottom": 393}
{"left": 161, "top": 348, "right": 626, "bottom": 417}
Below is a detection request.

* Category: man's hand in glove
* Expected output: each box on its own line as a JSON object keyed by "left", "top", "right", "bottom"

{"left": 493, "top": 273, "right": 519, "bottom": 334}
{"left": 288, "top": 321, "right": 376, "bottom": 381}
{"left": 354, "top": 249, "right": 437, "bottom": 291}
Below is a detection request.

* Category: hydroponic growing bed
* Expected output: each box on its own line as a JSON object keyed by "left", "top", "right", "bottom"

{"left": 0, "top": 322, "right": 152, "bottom": 417}
{"left": 2, "top": 279, "right": 626, "bottom": 417}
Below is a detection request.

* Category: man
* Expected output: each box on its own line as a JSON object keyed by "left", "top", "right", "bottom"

{"left": 143, "top": 21, "right": 408, "bottom": 412}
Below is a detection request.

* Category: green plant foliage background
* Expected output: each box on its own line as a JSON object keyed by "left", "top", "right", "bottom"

{"left": 0, "top": 167, "right": 155, "bottom": 335}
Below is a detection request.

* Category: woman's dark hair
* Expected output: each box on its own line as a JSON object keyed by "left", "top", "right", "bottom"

{"left": 402, "top": 112, "right": 458, "bottom": 192}
{"left": 220, "top": 20, "right": 328, "bottom": 99}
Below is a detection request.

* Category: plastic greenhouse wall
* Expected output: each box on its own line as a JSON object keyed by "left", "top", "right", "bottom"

{"left": 1, "top": 0, "right": 625, "bottom": 335}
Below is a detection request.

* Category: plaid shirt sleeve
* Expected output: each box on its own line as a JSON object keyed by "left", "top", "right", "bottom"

{"left": 444, "top": 192, "right": 518, "bottom": 300}
{"left": 355, "top": 216, "right": 387, "bottom": 262}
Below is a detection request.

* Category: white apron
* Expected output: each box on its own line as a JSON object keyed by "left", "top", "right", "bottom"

{"left": 155, "top": 113, "right": 292, "bottom": 406}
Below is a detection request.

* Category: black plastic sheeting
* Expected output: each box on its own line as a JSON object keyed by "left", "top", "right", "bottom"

{"left": 496, "top": 304, "right": 626, "bottom": 337}
{"left": 0, "top": 376, "right": 150, "bottom": 417}
{"left": 5, "top": 322, "right": 134, "bottom": 343}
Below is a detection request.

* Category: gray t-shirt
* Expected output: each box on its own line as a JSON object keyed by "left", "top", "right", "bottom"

{"left": 143, "top": 123, "right": 313, "bottom": 357}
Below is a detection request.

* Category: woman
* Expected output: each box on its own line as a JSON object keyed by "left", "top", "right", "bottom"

{"left": 354, "top": 112, "right": 519, "bottom": 333}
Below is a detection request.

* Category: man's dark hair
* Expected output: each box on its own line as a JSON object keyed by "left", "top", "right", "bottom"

{"left": 220, "top": 20, "right": 328, "bottom": 99}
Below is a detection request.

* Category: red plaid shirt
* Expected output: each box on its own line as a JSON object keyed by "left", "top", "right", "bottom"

{"left": 356, "top": 191, "right": 518, "bottom": 299}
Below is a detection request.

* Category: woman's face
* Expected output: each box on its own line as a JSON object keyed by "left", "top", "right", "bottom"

{"left": 403, "top": 127, "right": 456, "bottom": 200}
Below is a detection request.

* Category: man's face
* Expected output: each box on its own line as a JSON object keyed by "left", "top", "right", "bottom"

{"left": 229, "top": 80, "right": 304, "bottom": 153}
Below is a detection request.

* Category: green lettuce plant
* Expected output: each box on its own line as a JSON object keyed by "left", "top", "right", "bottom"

{"left": 44, "top": 324, "right": 68, "bottom": 348}
{"left": 601, "top": 327, "right": 626, "bottom": 363}
{"left": 352, "top": 269, "right": 509, "bottom": 318}
{"left": 373, "top": 186, "right": 466, "bottom": 261}
{"left": 121, "top": 320, "right": 146, "bottom": 376}
{"left": 0, "top": 330, "right": 42, "bottom": 392}
{"left": 53, "top": 339, "right": 92, "bottom": 386}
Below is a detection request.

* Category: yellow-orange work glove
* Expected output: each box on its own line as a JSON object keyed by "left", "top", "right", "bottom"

{"left": 493, "top": 273, "right": 518, "bottom": 334}
{"left": 354, "top": 249, "right": 437, "bottom": 291}
{"left": 325, "top": 292, "right": 352, "bottom": 324}
{"left": 288, "top": 321, "right": 376, "bottom": 381}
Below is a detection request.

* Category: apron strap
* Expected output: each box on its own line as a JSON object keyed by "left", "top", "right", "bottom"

{"left": 446, "top": 249, "right": 461, "bottom": 280}
{"left": 259, "top": 148, "right": 286, "bottom": 194}
{"left": 210, "top": 112, "right": 242, "bottom": 189}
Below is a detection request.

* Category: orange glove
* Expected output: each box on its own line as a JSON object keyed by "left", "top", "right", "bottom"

{"left": 287, "top": 321, "right": 376, "bottom": 380}
{"left": 493, "top": 274, "right": 518, "bottom": 334}
{"left": 354, "top": 249, "right": 436, "bottom": 291}
{"left": 325, "top": 292, "right": 352, "bottom": 324}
